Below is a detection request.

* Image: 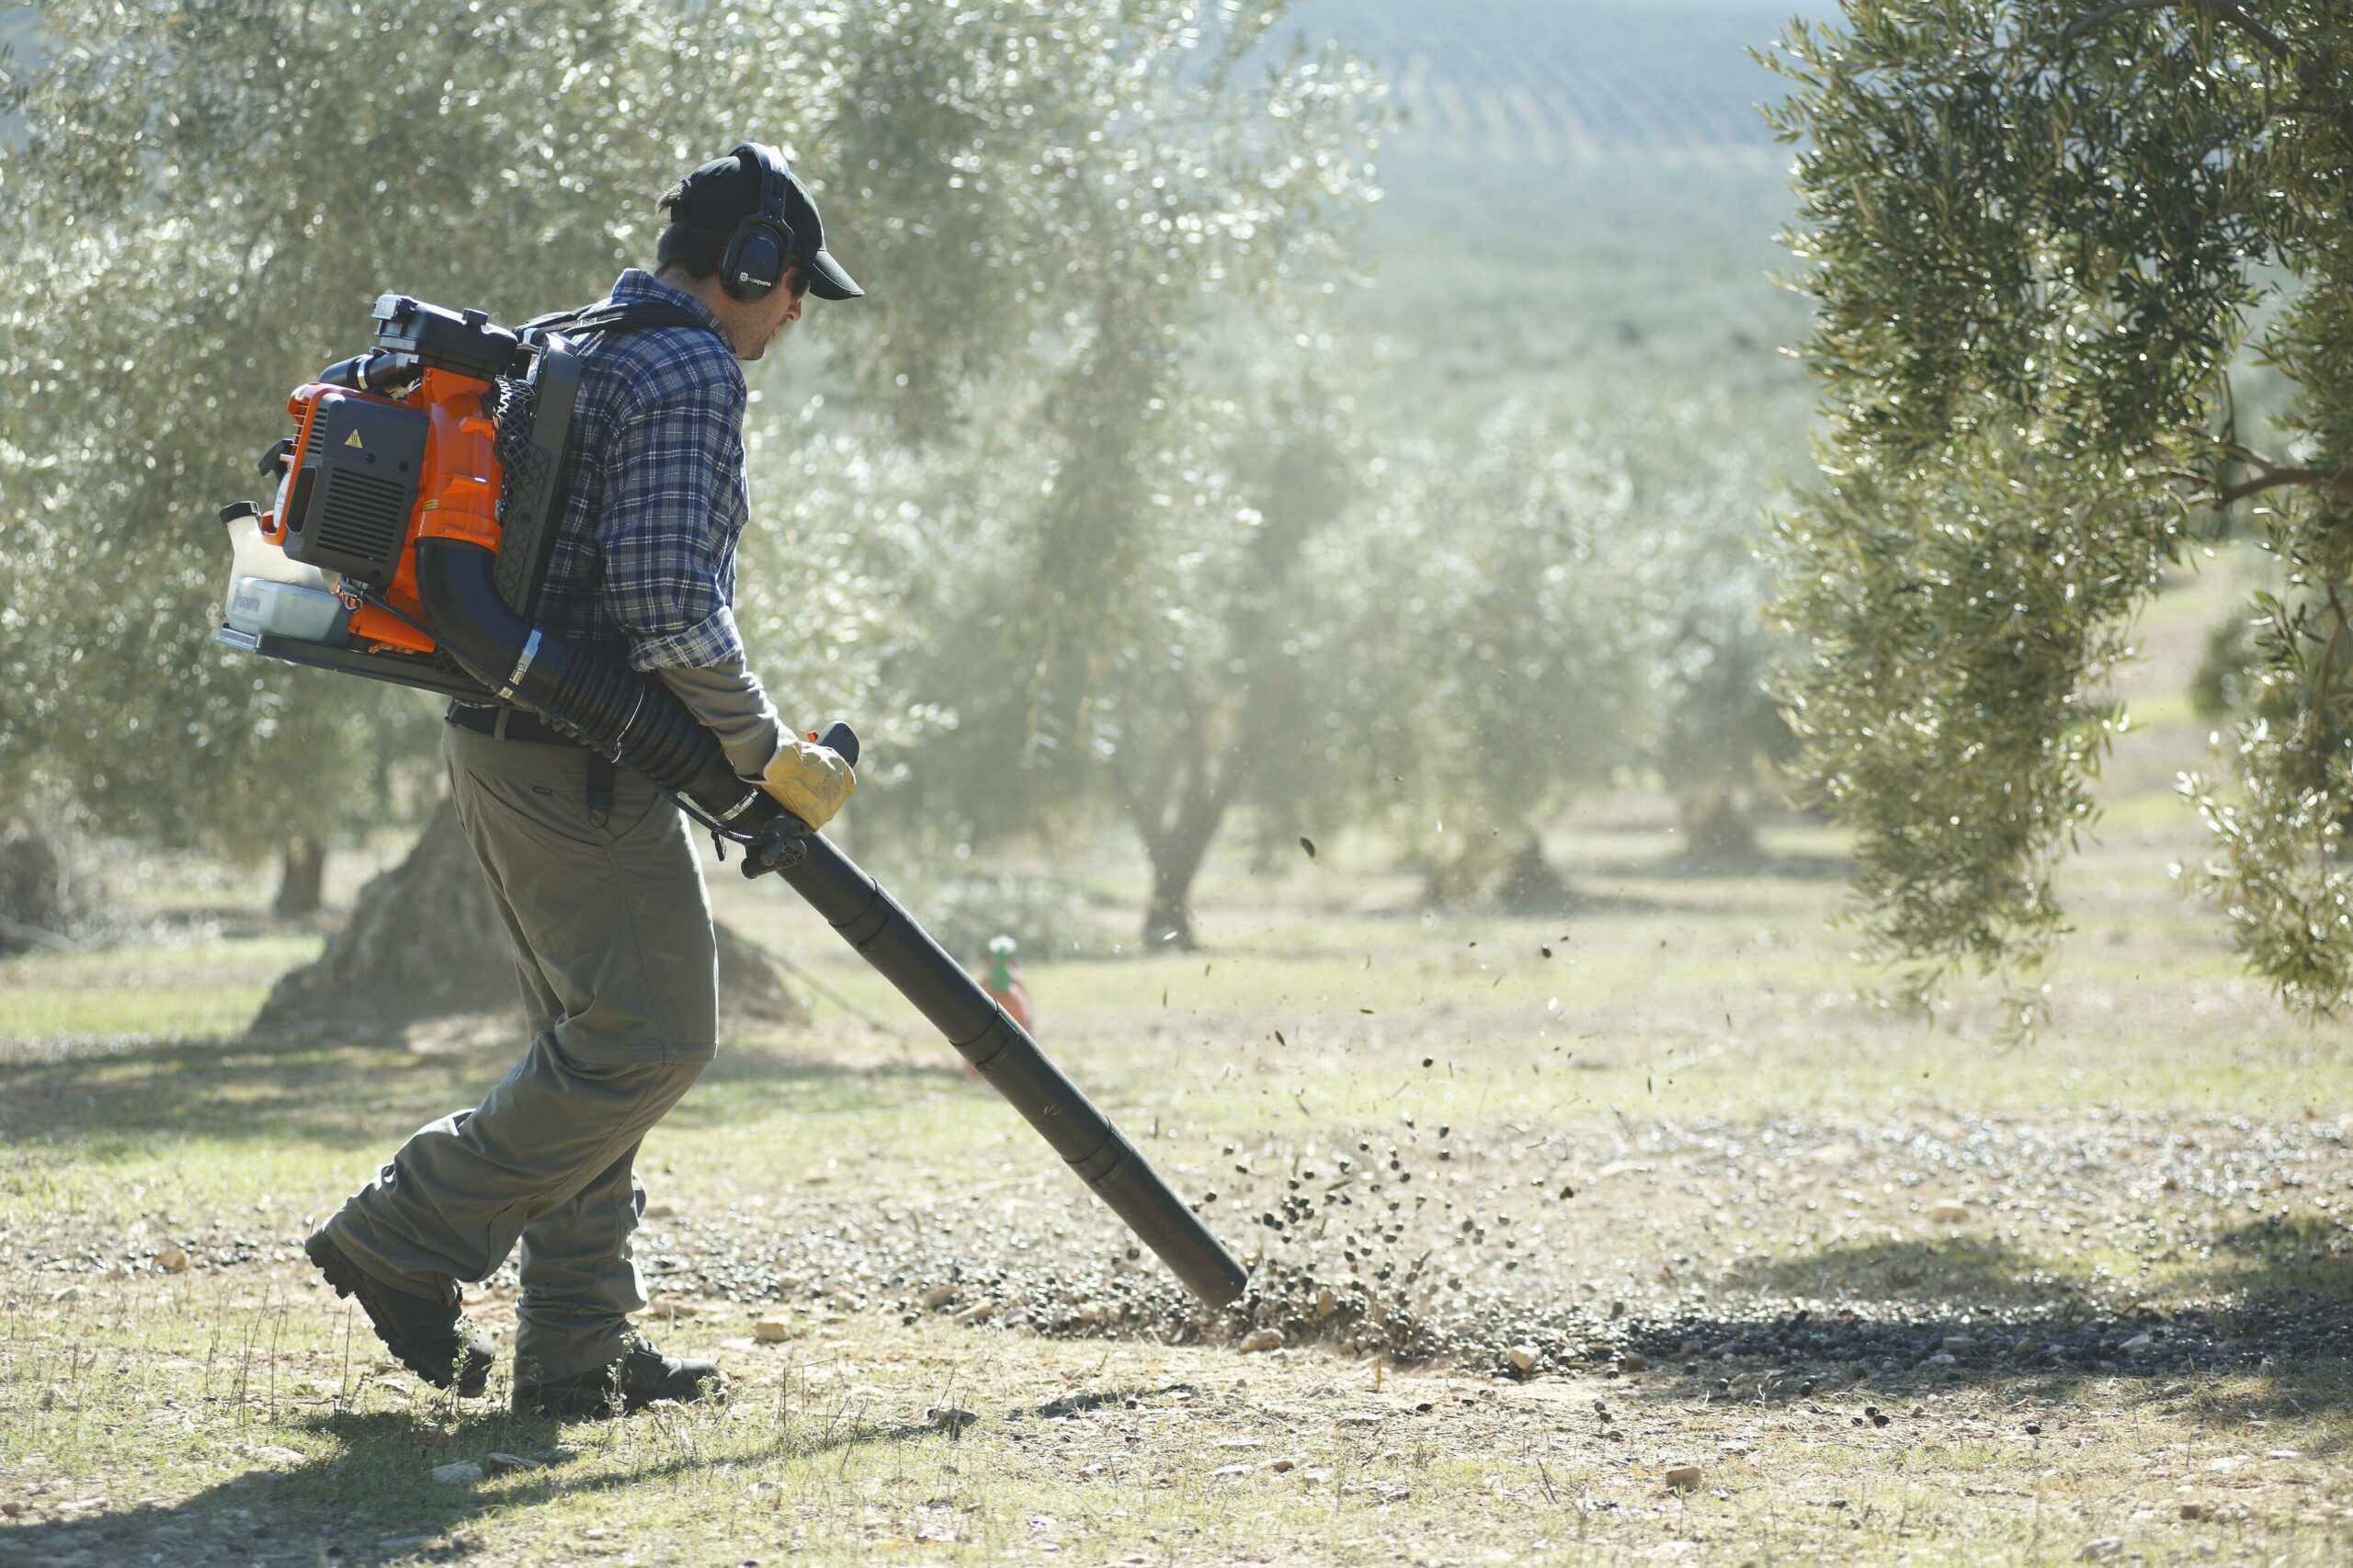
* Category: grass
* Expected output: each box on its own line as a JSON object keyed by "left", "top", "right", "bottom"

{"left": 6, "top": 1268, "right": 2351, "bottom": 1566}
{"left": 5, "top": 1270, "right": 2349, "bottom": 1564}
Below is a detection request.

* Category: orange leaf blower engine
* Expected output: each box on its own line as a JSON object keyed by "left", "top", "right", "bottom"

{"left": 217, "top": 291, "right": 767, "bottom": 824}
{"left": 219, "top": 293, "right": 589, "bottom": 699}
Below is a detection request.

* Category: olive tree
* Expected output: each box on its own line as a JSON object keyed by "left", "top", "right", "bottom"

{"left": 1613, "top": 397, "right": 1797, "bottom": 867}
{"left": 1336, "top": 405, "right": 1651, "bottom": 906}
{"left": 795, "top": 19, "right": 1383, "bottom": 948}
{"left": 1764, "top": 0, "right": 2353, "bottom": 1012}
{"left": 1100, "top": 360, "right": 1370, "bottom": 945}
{"left": 863, "top": 346, "right": 1381, "bottom": 949}
{"left": 0, "top": 0, "right": 703, "bottom": 904}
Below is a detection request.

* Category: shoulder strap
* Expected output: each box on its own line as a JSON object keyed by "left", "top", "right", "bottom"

{"left": 521, "top": 300, "right": 719, "bottom": 341}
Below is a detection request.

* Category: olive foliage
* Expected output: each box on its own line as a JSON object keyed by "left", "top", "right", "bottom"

{"left": 1351, "top": 407, "right": 1650, "bottom": 900}
{"left": 1765, "top": 0, "right": 2353, "bottom": 1012}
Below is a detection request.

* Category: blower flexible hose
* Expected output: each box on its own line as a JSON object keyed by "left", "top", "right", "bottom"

{"left": 410, "top": 534, "right": 1251, "bottom": 1309}
{"left": 413, "top": 537, "right": 767, "bottom": 828}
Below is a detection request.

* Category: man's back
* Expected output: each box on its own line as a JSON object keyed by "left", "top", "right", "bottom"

{"left": 531, "top": 269, "right": 751, "bottom": 673}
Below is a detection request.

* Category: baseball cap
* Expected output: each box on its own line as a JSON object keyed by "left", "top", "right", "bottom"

{"left": 668, "top": 146, "right": 863, "bottom": 301}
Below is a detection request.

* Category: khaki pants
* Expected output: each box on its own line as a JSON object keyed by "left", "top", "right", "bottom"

{"left": 323, "top": 721, "right": 717, "bottom": 1382}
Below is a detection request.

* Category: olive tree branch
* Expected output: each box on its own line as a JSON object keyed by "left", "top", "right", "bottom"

{"left": 2187, "top": 431, "right": 2273, "bottom": 469}
{"left": 2158, "top": 437, "right": 2353, "bottom": 507}
{"left": 2215, "top": 468, "right": 2353, "bottom": 507}
{"left": 2309, "top": 584, "right": 2353, "bottom": 871}
{"left": 2315, "top": 583, "right": 2348, "bottom": 726}
{"left": 2056, "top": 0, "right": 2291, "bottom": 61}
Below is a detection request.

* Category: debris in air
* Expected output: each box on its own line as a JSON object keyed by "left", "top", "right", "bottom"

{"left": 1299, "top": 836, "right": 1317, "bottom": 860}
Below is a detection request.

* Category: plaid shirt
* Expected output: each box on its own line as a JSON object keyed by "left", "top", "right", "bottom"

{"left": 532, "top": 269, "right": 750, "bottom": 671}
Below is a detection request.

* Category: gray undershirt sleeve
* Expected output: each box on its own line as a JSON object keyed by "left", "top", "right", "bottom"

{"left": 654, "top": 660, "right": 783, "bottom": 781}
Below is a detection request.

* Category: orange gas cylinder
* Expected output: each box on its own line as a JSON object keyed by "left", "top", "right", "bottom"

{"left": 972, "top": 934, "right": 1033, "bottom": 1078}
{"left": 983, "top": 934, "right": 1034, "bottom": 1031}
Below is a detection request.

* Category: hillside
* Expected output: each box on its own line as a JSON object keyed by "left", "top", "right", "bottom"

{"left": 1283, "top": 0, "right": 1805, "bottom": 169}
{"left": 1276, "top": 0, "right": 1827, "bottom": 451}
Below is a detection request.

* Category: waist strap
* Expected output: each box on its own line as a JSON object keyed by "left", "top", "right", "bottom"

{"left": 446, "top": 701, "right": 577, "bottom": 746}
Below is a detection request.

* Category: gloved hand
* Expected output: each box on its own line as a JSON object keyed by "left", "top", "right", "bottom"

{"left": 758, "top": 735, "right": 856, "bottom": 829}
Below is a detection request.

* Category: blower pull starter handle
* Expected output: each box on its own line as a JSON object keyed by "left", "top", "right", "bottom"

{"left": 744, "top": 722, "right": 1252, "bottom": 1312}
{"left": 814, "top": 721, "right": 861, "bottom": 768}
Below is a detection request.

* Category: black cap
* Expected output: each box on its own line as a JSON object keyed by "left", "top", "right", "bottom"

{"left": 669, "top": 148, "right": 862, "bottom": 301}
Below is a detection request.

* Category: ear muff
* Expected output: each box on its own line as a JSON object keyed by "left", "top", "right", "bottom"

{"left": 719, "top": 142, "right": 798, "bottom": 303}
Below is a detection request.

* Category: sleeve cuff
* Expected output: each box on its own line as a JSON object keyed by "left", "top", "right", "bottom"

{"left": 627, "top": 604, "right": 747, "bottom": 672}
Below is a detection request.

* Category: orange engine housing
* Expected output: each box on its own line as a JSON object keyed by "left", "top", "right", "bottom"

{"left": 267, "top": 367, "right": 506, "bottom": 654}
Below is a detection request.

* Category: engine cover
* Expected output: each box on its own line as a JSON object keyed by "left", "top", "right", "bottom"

{"left": 279, "top": 390, "right": 430, "bottom": 585}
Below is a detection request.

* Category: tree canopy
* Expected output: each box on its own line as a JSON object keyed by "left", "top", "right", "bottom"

{"left": 0, "top": 0, "right": 1789, "bottom": 956}
{"left": 1765, "top": 0, "right": 2353, "bottom": 1014}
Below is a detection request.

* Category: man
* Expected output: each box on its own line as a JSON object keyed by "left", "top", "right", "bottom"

{"left": 302, "top": 143, "right": 860, "bottom": 1419}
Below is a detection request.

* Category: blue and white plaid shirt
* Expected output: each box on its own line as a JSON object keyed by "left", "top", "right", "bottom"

{"left": 533, "top": 269, "right": 751, "bottom": 671}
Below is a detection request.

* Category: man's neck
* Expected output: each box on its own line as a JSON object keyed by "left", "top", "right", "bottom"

{"left": 658, "top": 266, "right": 729, "bottom": 320}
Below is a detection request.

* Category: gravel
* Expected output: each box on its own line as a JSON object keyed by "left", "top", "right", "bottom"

{"left": 571, "top": 1108, "right": 2353, "bottom": 1382}
{"left": 15, "top": 1108, "right": 2348, "bottom": 1387}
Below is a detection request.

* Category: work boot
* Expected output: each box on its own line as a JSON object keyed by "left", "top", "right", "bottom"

{"left": 512, "top": 1333, "right": 726, "bottom": 1420}
{"left": 303, "top": 1229, "right": 494, "bottom": 1396}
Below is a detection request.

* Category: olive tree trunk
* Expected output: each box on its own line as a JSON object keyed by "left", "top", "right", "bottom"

{"left": 1115, "top": 698, "right": 1255, "bottom": 951}
{"left": 1140, "top": 823, "right": 1219, "bottom": 950}
{"left": 1496, "top": 830, "right": 1574, "bottom": 913}
{"left": 0, "top": 828, "right": 88, "bottom": 954}
{"left": 1676, "top": 790, "right": 1761, "bottom": 868}
{"left": 273, "top": 836, "right": 328, "bottom": 920}
{"left": 251, "top": 799, "right": 804, "bottom": 1038}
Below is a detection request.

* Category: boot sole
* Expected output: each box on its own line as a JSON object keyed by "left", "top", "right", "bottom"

{"left": 304, "top": 1232, "right": 492, "bottom": 1397}
{"left": 514, "top": 1372, "right": 726, "bottom": 1421}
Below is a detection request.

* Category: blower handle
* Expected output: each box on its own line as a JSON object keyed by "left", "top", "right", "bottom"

{"left": 741, "top": 721, "right": 860, "bottom": 875}
{"left": 814, "top": 721, "right": 859, "bottom": 767}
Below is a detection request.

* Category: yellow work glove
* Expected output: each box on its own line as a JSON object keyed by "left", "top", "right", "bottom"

{"left": 759, "top": 734, "right": 857, "bottom": 830}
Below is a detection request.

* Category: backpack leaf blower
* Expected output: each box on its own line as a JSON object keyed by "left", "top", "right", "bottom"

{"left": 216, "top": 293, "right": 1250, "bottom": 1311}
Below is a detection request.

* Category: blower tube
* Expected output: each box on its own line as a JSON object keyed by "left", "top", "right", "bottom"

{"left": 412, "top": 536, "right": 1251, "bottom": 1310}
{"left": 761, "top": 832, "right": 1252, "bottom": 1308}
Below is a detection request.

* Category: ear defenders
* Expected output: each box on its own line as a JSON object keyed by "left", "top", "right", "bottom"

{"left": 719, "top": 142, "right": 797, "bottom": 303}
